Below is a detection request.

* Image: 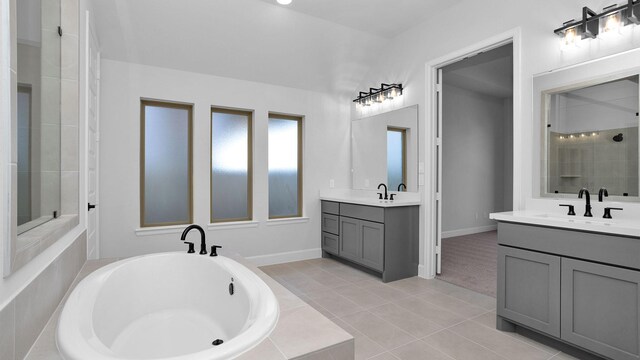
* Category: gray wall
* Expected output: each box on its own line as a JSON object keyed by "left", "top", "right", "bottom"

{"left": 442, "top": 84, "right": 513, "bottom": 235}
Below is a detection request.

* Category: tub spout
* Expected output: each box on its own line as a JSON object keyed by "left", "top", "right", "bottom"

{"left": 180, "top": 225, "right": 207, "bottom": 255}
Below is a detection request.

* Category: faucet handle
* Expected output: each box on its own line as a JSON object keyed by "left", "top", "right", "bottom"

{"left": 390, "top": 194, "right": 396, "bottom": 201}
{"left": 559, "top": 204, "right": 575, "bottom": 216}
{"left": 184, "top": 242, "right": 195, "bottom": 253}
{"left": 210, "top": 245, "right": 223, "bottom": 257}
{"left": 377, "top": 193, "right": 383, "bottom": 200}
{"left": 603, "top": 207, "right": 623, "bottom": 219}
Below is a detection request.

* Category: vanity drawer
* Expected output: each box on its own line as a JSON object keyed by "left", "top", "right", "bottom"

{"left": 322, "top": 213, "right": 339, "bottom": 235}
{"left": 340, "top": 203, "right": 384, "bottom": 223}
{"left": 322, "top": 232, "right": 339, "bottom": 255}
{"left": 321, "top": 201, "right": 340, "bottom": 215}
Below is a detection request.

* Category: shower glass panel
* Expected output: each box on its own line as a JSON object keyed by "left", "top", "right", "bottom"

{"left": 141, "top": 101, "right": 192, "bottom": 227}
{"left": 211, "top": 108, "right": 252, "bottom": 222}
{"left": 268, "top": 115, "right": 302, "bottom": 218}
{"left": 387, "top": 128, "right": 406, "bottom": 191}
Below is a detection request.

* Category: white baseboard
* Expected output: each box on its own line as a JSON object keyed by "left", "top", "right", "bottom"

{"left": 246, "top": 248, "right": 322, "bottom": 267}
{"left": 442, "top": 225, "right": 497, "bottom": 239}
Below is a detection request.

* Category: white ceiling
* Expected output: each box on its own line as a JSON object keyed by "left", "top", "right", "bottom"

{"left": 443, "top": 44, "right": 513, "bottom": 98}
{"left": 255, "top": 0, "right": 462, "bottom": 38}
{"left": 90, "top": 0, "right": 466, "bottom": 94}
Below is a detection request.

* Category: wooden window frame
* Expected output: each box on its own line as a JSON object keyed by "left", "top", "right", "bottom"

{"left": 210, "top": 107, "right": 254, "bottom": 223}
{"left": 268, "top": 113, "right": 303, "bottom": 219}
{"left": 140, "top": 99, "right": 193, "bottom": 228}
{"left": 387, "top": 127, "right": 407, "bottom": 189}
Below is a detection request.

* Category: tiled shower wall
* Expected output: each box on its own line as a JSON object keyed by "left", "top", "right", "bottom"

{"left": 0, "top": 232, "right": 86, "bottom": 360}
{"left": 548, "top": 127, "right": 639, "bottom": 196}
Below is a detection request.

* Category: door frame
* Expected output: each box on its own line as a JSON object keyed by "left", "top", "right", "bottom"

{"left": 423, "top": 28, "right": 522, "bottom": 278}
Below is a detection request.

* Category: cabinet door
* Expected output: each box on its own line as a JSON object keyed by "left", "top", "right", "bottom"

{"left": 322, "top": 232, "right": 339, "bottom": 255}
{"left": 322, "top": 213, "right": 339, "bottom": 235}
{"left": 359, "top": 220, "right": 384, "bottom": 271}
{"left": 497, "top": 246, "right": 561, "bottom": 337}
{"left": 339, "top": 217, "right": 360, "bottom": 262}
{"left": 561, "top": 258, "right": 640, "bottom": 360}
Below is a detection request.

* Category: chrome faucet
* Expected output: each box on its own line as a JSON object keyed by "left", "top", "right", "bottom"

{"left": 181, "top": 224, "right": 207, "bottom": 255}
{"left": 377, "top": 183, "right": 388, "bottom": 200}
{"left": 598, "top": 187, "right": 608, "bottom": 202}
{"left": 578, "top": 188, "right": 592, "bottom": 217}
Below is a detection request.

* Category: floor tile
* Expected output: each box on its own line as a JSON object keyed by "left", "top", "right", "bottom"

{"left": 394, "top": 296, "right": 466, "bottom": 327}
{"left": 449, "top": 320, "right": 552, "bottom": 360}
{"left": 423, "top": 330, "right": 507, "bottom": 360}
{"left": 369, "top": 352, "right": 400, "bottom": 360}
{"left": 332, "top": 284, "right": 389, "bottom": 309}
{"left": 370, "top": 303, "right": 443, "bottom": 338}
{"left": 340, "top": 311, "right": 415, "bottom": 350}
{"left": 391, "top": 340, "right": 454, "bottom": 360}
{"left": 419, "top": 290, "right": 486, "bottom": 318}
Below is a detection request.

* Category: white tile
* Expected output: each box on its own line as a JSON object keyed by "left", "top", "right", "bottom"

{"left": 0, "top": 300, "right": 15, "bottom": 360}
{"left": 40, "top": 77, "right": 62, "bottom": 125}
{"left": 61, "top": 79, "right": 78, "bottom": 126}
{"left": 61, "top": 126, "right": 78, "bottom": 171}
{"left": 41, "top": 29, "right": 62, "bottom": 78}
{"left": 61, "top": 0, "right": 79, "bottom": 36}
{"left": 40, "top": 124, "right": 61, "bottom": 171}
{"left": 61, "top": 171, "right": 78, "bottom": 215}
{"left": 41, "top": 0, "right": 60, "bottom": 32}
{"left": 40, "top": 171, "right": 61, "bottom": 215}
{"left": 61, "top": 35, "right": 78, "bottom": 80}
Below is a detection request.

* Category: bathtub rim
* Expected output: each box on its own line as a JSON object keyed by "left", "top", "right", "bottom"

{"left": 55, "top": 252, "right": 279, "bottom": 360}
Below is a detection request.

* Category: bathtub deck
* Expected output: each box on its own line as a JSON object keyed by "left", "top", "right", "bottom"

{"left": 23, "top": 257, "right": 354, "bottom": 360}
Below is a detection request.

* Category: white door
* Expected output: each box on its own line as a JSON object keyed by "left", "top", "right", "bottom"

{"left": 435, "top": 68, "right": 443, "bottom": 274}
{"left": 86, "top": 11, "right": 100, "bottom": 259}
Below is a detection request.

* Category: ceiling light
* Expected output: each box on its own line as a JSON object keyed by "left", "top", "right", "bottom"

{"left": 277, "top": 0, "right": 292, "bottom": 5}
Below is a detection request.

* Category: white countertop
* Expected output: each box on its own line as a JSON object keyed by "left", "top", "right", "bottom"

{"left": 319, "top": 189, "right": 421, "bottom": 208}
{"left": 490, "top": 211, "right": 640, "bottom": 237}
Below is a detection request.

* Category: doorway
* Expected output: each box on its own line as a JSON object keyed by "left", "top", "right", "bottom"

{"left": 434, "top": 43, "right": 514, "bottom": 297}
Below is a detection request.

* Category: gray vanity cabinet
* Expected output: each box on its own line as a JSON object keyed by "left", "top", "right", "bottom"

{"left": 339, "top": 217, "right": 384, "bottom": 271}
{"left": 561, "top": 258, "right": 640, "bottom": 360}
{"left": 321, "top": 200, "right": 418, "bottom": 282}
{"left": 497, "top": 221, "right": 640, "bottom": 360}
{"left": 339, "top": 217, "right": 361, "bottom": 263}
{"left": 497, "top": 246, "right": 560, "bottom": 337}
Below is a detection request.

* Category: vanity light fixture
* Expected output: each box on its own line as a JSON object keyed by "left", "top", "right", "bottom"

{"left": 555, "top": 0, "right": 640, "bottom": 45}
{"left": 354, "top": 83, "right": 403, "bottom": 107}
{"left": 277, "top": 0, "right": 292, "bottom": 5}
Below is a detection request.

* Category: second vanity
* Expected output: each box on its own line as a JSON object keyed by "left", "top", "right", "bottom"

{"left": 319, "top": 191, "right": 420, "bottom": 282}
{"left": 491, "top": 211, "right": 640, "bottom": 360}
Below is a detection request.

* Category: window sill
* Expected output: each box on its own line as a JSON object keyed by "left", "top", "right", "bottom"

{"left": 208, "top": 221, "right": 259, "bottom": 231}
{"left": 135, "top": 225, "right": 188, "bottom": 236}
{"left": 265, "top": 217, "right": 310, "bottom": 226}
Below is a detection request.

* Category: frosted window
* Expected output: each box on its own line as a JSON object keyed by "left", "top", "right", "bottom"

{"left": 268, "top": 116, "right": 302, "bottom": 218}
{"left": 142, "top": 101, "right": 192, "bottom": 226}
{"left": 387, "top": 129, "right": 405, "bottom": 191}
{"left": 211, "top": 109, "right": 252, "bottom": 222}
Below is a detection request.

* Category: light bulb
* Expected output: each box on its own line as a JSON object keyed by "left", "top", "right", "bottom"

{"left": 570, "top": 134, "right": 575, "bottom": 138}
{"left": 601, "top": 12, "right": 622, "bottom": 33}
{"left": 592, "top": 132, "right": 597, "bottom": 136}
{"left": 277, "top": 0, "right": 292, "bottom": 5}
{"left": 562, "top": 27, "right": 578, "bottom": 47}
{"left": 560, "top": 136, "right": 565, "bottom": 140}
{"left": 581, "top": 133, "right": 585, "bottom": 137}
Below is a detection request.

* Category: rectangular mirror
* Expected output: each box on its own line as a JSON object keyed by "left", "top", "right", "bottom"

{"left": 536, "top": 57, "right": 640, "bottom": 201}
{"left": 352, "top": 105, "right": 418, "bottom": 192}
{"left": 16, "top": 0, "right": 62, "bottom": 234}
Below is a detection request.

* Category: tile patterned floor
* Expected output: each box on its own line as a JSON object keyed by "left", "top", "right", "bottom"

{"left": 261, "top": 258, "right": 581, "bottom": 360}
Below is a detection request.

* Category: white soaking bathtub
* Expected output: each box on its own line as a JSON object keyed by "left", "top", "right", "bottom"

{"left": 56, "top": 252, "right": 279, "bottom": 360}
